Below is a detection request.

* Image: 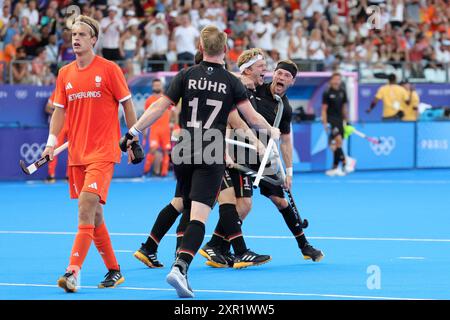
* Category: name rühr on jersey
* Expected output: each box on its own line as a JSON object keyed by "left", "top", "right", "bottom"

{"left": 188, "top": 78, "right": 227, "bottom": 94}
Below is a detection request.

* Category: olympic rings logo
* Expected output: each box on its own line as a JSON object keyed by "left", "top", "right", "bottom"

{"left": 20, "top": 143, "right": 46, "bottom": 164}
{"left": 370, "top": 136, "right": 396, "bottom": 156}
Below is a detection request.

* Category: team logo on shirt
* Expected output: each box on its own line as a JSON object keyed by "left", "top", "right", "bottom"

{"left": 95, "top": 76, "right": 102, "bottom": 88}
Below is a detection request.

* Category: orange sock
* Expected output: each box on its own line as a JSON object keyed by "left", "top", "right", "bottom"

{"left": 68, "top": 225, "right": 95, "bottom": 272}
{"left": 144, "top": 153, "right": 155, "bottom": 174}
{"left": 161, "top": 152, "right": 170, "bottom": 176}
{"left": 48, "top": 155, "right": 58, "bottom": 177}
{"left": 94, "top": 223, "right": 119, "bottom": 270}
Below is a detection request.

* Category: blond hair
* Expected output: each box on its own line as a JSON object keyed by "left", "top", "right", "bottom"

{"left": 237, "top": 48, "right": 265, "bottom": 69}
{"left": 200, "top": 25, "right": 227, "bottom": 57}
{"left": 72, "top": 15, "right": 100, "bottom": 39}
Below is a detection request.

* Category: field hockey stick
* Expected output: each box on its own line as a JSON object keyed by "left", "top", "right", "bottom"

{"left": 232, "top": 163, "right": 284, "bottom": 186}
{"left": 252, "top": 94, "right": 284, "bottom": 189}
{"left": 19, "top": 141, "right": 68, "bottom": 175}
{"left": 344, "top": 125, "right": 379, "bottom": 144}
{"left": 272, "top": 143, "right": 309, "bottom": 229}
{"left": 225, "top": 138, "right": 257, "bottom": 151}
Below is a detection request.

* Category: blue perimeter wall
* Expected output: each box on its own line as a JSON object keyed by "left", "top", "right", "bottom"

{"left": 1, "top": 84, "right": 450, "bottom": 180}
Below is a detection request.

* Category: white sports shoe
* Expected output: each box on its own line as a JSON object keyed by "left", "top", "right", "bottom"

{"left": 325, "top": 168, "right": 346, "bottom": 177}
{"left": 345, "top": 157, "right": 357, "bottom": 173}
{"left": 166, "top": 262, "right": 194, "bottom": 298}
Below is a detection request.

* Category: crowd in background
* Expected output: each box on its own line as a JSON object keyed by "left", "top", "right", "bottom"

{"left": 1, "top": 0, "right": 450, "bottom": 84}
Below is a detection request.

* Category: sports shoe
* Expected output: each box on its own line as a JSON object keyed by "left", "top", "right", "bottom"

{"left": 233, "top": 249, "right": 272, "bottom": 269}
{"left": 98, "top": 269, "right": 125, "bottom": 288}
{"left": 344, "top": 157, "right": 357, "bottom": 173}
{"left": 325, "top": 168, "right": 346, "bottom": 177}
{"left": 134, "top": 244, "right": 164, "bottom": 268}
{"left": 45, "top": 175, "right": 56, "bottom": 183}
{"left": 222, "top": 250, "right": 235, "bottom": 268}
{"left": 57, "top": 270, "right": 78, "bottom": 293}
{"left": 166, "top": 259, "right": 194, "bottom": 298}
{"left": 301, "top": 243, "right": 325, "bottom": 262}
{"left": 199, "top": 244, "right": 229, "bottom": 268}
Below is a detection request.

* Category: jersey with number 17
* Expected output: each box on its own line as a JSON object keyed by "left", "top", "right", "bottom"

{"left": 164, "top": 61, "right": 248, "bottom": 146}
{"left": 53, "top": 56, "right": 131, "bottom": 166}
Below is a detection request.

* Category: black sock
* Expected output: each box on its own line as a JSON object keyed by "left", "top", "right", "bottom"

{"left": 143, "top": 203, "right": 181, "bottom": 253}
{"left": 175, "top": 203, "right": 191, "bottom": 255}
{"left": 279, "top": 205, "right": 307, "bottom": 249}
{"left": 218, "top": 204, "right": 247, "bottom": 255}
{"left": 207, "top": 221, "right": 226, "bottom": 247}
{"left": 337, "top": 147, "right": 346, "bottom": 166}
{"left": 221, "top": 238, "right": 231, "bottom": 253}
{"left": 178, "top": 220, "right": 206, "bottom": 266}
{"left": 333, "top": 149, "right": 339, "bottom": 168}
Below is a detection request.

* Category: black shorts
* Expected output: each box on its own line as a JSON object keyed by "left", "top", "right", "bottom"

{"left": 259, "top": 175, "right": 285, "bottom": 199}
{"left": 174, "top": 163, "right": 225, "bottom": 208}
{"left": 328, "top": 118, "right": 344, "bottom": 142}
{"left": 174, "top": 180, "right": 182, "bottom": 198}
{"left": 220, "top": 168, "right": 253, "bottom": 198}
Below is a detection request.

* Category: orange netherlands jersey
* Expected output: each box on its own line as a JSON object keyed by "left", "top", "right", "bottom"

{"left": 53, "top": 56, "right": 131, "bottom": 165}
{"left": 144, "top": 94, "right": 172, "bottom": 129}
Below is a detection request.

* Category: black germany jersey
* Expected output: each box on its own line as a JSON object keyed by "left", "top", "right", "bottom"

{"left": 229, "top": 87, "right": 259, "bottom": 165}
{"left": 166, "top": 61, "right": 248, "bottom": 133}
{"left": 322, "top": 87, "right": 347, "bottom": 122}
{"left": 165, "top": 61, "right": 248, "bottom": 159}
{"left": 254, "top": 82, "right": 292, "bottom": 134}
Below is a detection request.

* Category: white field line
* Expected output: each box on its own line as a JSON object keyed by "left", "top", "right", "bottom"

{"left": 1, "top": 230, "right": 450, "bottom": 243}
{"left": 0, "top": 282, "right": 431, "bottom": 300}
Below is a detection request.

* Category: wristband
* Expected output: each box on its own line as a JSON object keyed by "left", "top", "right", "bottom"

{"left": 286, "top": 167, "right": 293, "bottom": 176}
{"left": 46, "top": 134, "right": 57, "bottom": 147}
{"left": 129, "top": 126, "right": 142, "bottom": 137}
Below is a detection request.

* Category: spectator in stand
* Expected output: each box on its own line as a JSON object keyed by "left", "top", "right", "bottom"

{"left": 307, "top": 28, "right": 326, "bottom": 70}
{"left": 302, "top": 0, "right": 326, "bottom": 21}
{"left": 3, "top": 33, "right": 21, "bottom": 65}
{"left": 100, "top": 6, "right": 124, "bottom": 61}
{"left": 289, "top": 26, "right": 308, "bottom": 61}
{"left": 231, "top": 10, "right": 247, "bottom": 37}
{"left": 11, "top": 46, "right": 32, "bottom": 84}
{"left": 21, "top": 0, "right": 39, "bottom": 26}
{"left": 266, "top": 48, "right": 280, "bottom": 70}
{"left": 254, "top": 10, "right": 275, "bottom": 54}
{"left": 173, "top": 12, "right": 198, "bottom": 69}
{"left": 38, "top": 24, "right": 51, "bottom": 48}
{"left": 21, "top": 25, "right": 41, "bottom": 58}
{"left": 197, "top": 5, "right": 213, "bottom": 31}
{"left": 0, "top": 2, "right": 10, "bottom": 27}
{"left": 120, "top": 18, "right": 140, "bottom": 60}
{"left": 145, "top": 23, "right": 169, "bottom": 72}
{"left": 2, "top": 15, "right": 18, "bottom": 45}
{"left": 59, "top": 28, "right": 75, "bottom": 62}
{"left": 226, "top": 38, "right": 244, "bottom": 71}
{"left": 205, "top": 0, "right": 227, "bottom": 31}
{"left": 272, "top": 17, "right": 290, "bottom": 60}
{"left": 31, "top": 46, "right": 54, "bottom": 85}
{"left": 45, "top": 33, "right": 58, "bottom": 73}
{"left": 40, "top": 5, "right": 57, "bottom": 34}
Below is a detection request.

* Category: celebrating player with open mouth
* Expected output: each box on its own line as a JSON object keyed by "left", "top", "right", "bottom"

{"left": 42, "top": 15, "right": 143, "bottom": 293}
